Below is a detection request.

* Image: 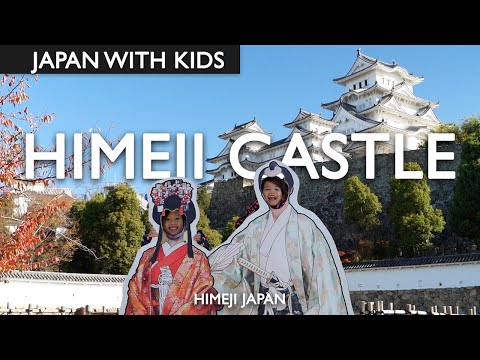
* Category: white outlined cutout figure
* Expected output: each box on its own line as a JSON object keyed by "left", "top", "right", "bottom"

{"left": 120, "top": 177, "right": 220, "bottom": 315}
{"left": 209, "top": 161, "right": 353, "bottom": 315}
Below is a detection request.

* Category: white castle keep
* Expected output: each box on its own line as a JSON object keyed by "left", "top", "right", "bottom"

{"left": 206, "top": 49, "right": 442, "bottom": 182}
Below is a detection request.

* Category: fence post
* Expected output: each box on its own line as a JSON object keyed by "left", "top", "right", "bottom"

{"left": 367, "top": 302, "right": 374, "bottom": 314}
{"left": 360, "top": 301, "right": 366, "bottom": 315}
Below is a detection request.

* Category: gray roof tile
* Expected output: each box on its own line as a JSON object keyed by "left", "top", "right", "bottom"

{"left": 2, "top": 271, "right": 126, "bottom": 283}
{"left": 343, "top": 253, "right": 480, "bottom": 270}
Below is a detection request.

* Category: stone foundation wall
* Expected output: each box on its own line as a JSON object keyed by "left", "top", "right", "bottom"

{"left": 208, "top": 144, "right": 475, "bottom": 253}
{"left": 349, "top": 286, "right": 479, "bottom": 314}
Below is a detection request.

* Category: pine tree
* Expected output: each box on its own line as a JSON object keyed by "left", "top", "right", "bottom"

{"left": 223, "top": 215, "right": 239, "bottom": 241}
{"left": 344, "top": 176, "right": 382, "bottom": 232}
{"left": 196, "top": 208, "right": 222, "bottom": 249}
{"left": 197, "top": 187, "right": 211, "bottom": 211}
{"left": 140, "top": 204, "right": 151, "bottom": 234}
{"left": 100, "top": 184, "right": 145, "bottom": 274}
{"left": 388, "top": 162, "right": 445, "bottom": 256}
{"left": 449, "top": 116, "right": 480, "bottom": 242}
{"left": 195, "top": 186, "right": 223, "bottom": 248}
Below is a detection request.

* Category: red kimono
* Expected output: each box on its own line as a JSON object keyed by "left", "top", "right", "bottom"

{"left": 125, "top": 244, "right": 220, "bottom": 315}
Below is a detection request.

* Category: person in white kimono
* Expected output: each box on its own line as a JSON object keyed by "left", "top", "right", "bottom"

{"left": 209, "top": 160, "right": 353, "bottom": 315}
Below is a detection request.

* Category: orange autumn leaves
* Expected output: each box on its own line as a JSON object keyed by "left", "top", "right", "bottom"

{"left": 0, "top": 74, "right": 63, "bottom": 274}
{"left": 0, "top": 201, "right": 66, "bottom": 273}
{"left": 0, "top": 74, "right": 55, "bottom": 191}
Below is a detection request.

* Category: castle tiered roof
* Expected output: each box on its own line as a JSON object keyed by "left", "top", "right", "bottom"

{"left": 206, "top": 50, "right": 443, "bottom": 181}
{"left": 283, "top": 109, "right": 336, "bottom": 129}
{"left": 333, "top": 48, "right": 424, "bottom": 86}
{"left": 206, "top": 110, "right": 336, "bottom": 180}
{"left": 218, "top": 118, "right": 271, "bottom": 140}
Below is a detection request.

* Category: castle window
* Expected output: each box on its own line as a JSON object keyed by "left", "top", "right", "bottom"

{"left": 353, "top": 84, "right": 356, "bottom": 90}
{"left": 364, "top": 80, "right": 368, "bottom": 86}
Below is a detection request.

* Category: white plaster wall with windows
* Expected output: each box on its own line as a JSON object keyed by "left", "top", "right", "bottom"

{"left": 345, "top": 262, "right": 480, "bottom": 291}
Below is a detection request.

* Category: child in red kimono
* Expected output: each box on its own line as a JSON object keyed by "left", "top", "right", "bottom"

{"left": 122, "top": 178, "right": 221, "bottom": 315}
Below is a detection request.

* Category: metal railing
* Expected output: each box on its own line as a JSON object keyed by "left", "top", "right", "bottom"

{"left": 0, "top": 303, "right": 119, "bottom": 315}
{"left": 358, "top": 301, "right": 478, "bottom": 315}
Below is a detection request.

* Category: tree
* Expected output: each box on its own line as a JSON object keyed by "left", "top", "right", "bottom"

{"left": 20, "top": 194, "right": 79, "bottom": 272}
{"left": 388, "top": 162, "right": 445, "bottom": 257}
{"left": 64, "top": 194, "right": 105, "bottom": 273}
{"left": 0, "top": 194, "right": 14, "bottom": 237}
{"left": 422, "top": 114, "right": 480, "bottom": 146}
{"left": 100, "top": 184, "right": 145, "bottom": 274}
{"left": 140, "top": 204, "right": 151, "bottom": 234}
{"left": 0, "top": 74, "right": 115, "bottom": 274}
{"left": 457, "top": 115, "right": 480, "bottom": 141}
{"left": 235, "top": 199, "right": 259, "bottom": 228}
{"left": 223, "top": 215, "right": 239, "bottom": 241}
{"left": 67, "top": 184, "right": 144, "bottom": 274}
{"left": 0, "top": 76, "right": 79, "bottom": 273}
{"left": 195, "top": 186, "right": 223, "bottom": 248}
{"left": 420, "top": 123, "right": 460, "bottom": 149}
{"left": 197, "top": 187, "right": 211, "bottom": 211}
{"left": 449, "top": 115, "right": 480, "bottom": 242}
{"left": 344, "top": 176, "right": 382, "bottom": 232}
{"left": 196, "top": 208, "right": 222, "bottom": 249}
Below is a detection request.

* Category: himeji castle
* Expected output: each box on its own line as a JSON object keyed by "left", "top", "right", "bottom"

{"left": 206, "top": 49, "right": 442, "bottom": 182}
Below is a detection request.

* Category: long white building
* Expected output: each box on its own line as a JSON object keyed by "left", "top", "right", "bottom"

{"left": 207, "top": 49, "right": 442, "bottom": 182}
{"left": 1, "top": 254, "right": 479, "bottom": 312}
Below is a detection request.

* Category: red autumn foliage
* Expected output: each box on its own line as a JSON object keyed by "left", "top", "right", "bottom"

{"left": 0, "top": 74, "right": 112, "bottom": 275}
{"left": 0, "top": 202, "right": 64, "bottom": 272}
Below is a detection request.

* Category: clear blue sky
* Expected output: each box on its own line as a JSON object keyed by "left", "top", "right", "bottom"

{"left": 24, "top": 45, "right": 480, "bottom": 196}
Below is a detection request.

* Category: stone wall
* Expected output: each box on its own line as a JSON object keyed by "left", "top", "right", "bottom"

{"left": 208, "top": 176, "right": 256, "bottom": 229}
{"left": 208, "top": 144, "right": 474, "bottom": 253}
{"left": 349, "top": 286, "right": 479, "bottom": 314}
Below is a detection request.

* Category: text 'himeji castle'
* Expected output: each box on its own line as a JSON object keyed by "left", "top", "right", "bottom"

{"left": 206, "top": 49, "right": 442, "bottom": 182}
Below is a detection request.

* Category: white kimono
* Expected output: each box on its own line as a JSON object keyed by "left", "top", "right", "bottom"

{"left": 210, "top": 204, "right": 351, "bottom": 315}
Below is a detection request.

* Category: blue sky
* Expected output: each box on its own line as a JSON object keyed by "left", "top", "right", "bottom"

{"left": 24, "top": 45, "right": 480, "bottom": 196}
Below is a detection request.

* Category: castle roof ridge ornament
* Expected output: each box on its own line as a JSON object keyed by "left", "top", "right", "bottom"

{"left": 357, "top": 48, "right": 361, "bottom": 56}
